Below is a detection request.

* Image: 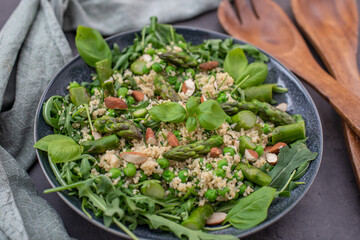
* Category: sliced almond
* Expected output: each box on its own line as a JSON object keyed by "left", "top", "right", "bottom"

{"left": 104, "top": 97, "right": 128, "bottom": 109}
{"left": 181, "top": 82, "right": 188, "bottom": 94}
{"left": 210, "top": 147, "right": 221, "bottom": 158}
{"left": 266, "top": 153, "right": 278, "bottom": 165}
{"left": 119, "top": 152, "right": 148, "bottom": 164}
{"left": 206, "top": 212, "right": 227, "bottom": 225}
{"left": 145, "top": 128, "right": 157, "bottom": 145}
{"left": 184, "top": 79, "right": 196, "bottom": 96}
{"left": 92, "top": 131, "right": 102, "bottom": 140}
{"left": 264, "top": 146, "right": 273, "bottom": 153}
{"left": 201, "top": 95, "right": 207, "bottom": 103}
{"left": 244, "top": 149, "right": 258, "bottom": 162}
{"left": 199, "top": 61, "right": 219, "bottom": 71}
{"left": 167, "top": 132, "right": 179, "bottom": 147}
{"left": 132, "top": 90, "right": 144, "bottom": 102}
{"left": 270, "top": 142, "right": 287, "bottom": 154}
{"left": 276, "top": 103, "right": 288, "bottom": 112}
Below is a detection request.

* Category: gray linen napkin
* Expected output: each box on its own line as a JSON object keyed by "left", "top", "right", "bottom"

{"left": 0, "top": 0, "right": 221, "bottom": 239}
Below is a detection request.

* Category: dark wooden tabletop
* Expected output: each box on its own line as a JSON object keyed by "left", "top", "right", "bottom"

{"left": 2, "top": 0, "right": 360, "bottom": 239}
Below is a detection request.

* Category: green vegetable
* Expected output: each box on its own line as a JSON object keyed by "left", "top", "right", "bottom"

{"left": 130, "top": 60, "right": 150, "bottom": 75}
{"left": 80, "top": 134, "right": 119, "bottom": 154}
{"left": 132, "top": 108, "right": 147, "bottom": 118}
{"left": 181, "top": 205, "right": 213, "bottom": 230}
{"left": 254, "top": 145, "right": 264, "bottom": 156}
{"left": 106, "top": 109, "right": 116, "bottom": 117}
{"left": 163, "top": 135, "right": 224, "bottom": 161}
{"left": 75, "top": 25, "right": 112, "bottom": 67}
{"left": 224, "top": 48, "right": 248, "bottom": 82}
{"left": 271, "top": 121, "right": 306, "bottom": 144}
{"left": 151, "top": 62, "right": 163, "bottom": 72}
{"left": 292, "top": 162, "right": 310, "bottom": 181}
{"left": 163, "top": 169, "right": 176, "bottom": 183}
{"left": 268, "top": 142, "right": 317, "bottom": 190}
{"left": 186, "top": 96, "right": 200, "bottom": 116}
{"left": 34, "top": 134, "right": 71, "bottom": 152}
{"left": 117, "top": 87, "right": 128, "bottom": 98}
{"left": 95, "top": 59, "right": 113, "bottom": 84}
{"left": 214, "top": 169, "right": 226, "bottom": 178}
{"left": 154, "top": 74, "right": 180, "bottom": 102}
{"left": 224, "top": 187, "right": 277, "bottom": 229}
{"left": 218, "top": 186, "right": 230, "bottom": 197}
{"left": 94, "top": 116, "right": 142, "bottom": 140}
{"left": 178, "top": 170, "right": 189, "bottom": 183}
{"left": 236, "top": 163, "right": 272, "bottom": 186}
{"left": 165, "top": 65, "right": 176, "bottom": 75}
{"left": 195, "top": 100, "right": 228, "bottom": 130}
{"left": 205, "top": 163, "right": 213, "bottom": 170}
{"left": 159, "top": 52, "right": 198, "bottom": 68}
{"left": 231, "top": 110, "right": 257, "bottom": 130}
{"left": 69, "top": 86, "right": 90, "bottom": 106}
{"left": 102, "top": 81, "right": 115, "bottom": 98}
{"left": 48, "top": 138, "right": 82, "bottom": 163}
{"left": 238, "top": 184, "right": 247, "bottom": 195}
{"left": 244, "top": 84, "right": 276, "bottom": 102}
{"left": 239, "top": 136, "right": 256, "bottom": 155}
{"left": 69, "top": 82, "right": 80, "bottom": 88}
{"left": 126, "top": 96, "right": 136, "bottom": 105}
{"left": 109, "top": 168, "right": 122, "bottom": 179}
{"left": 204, "top": 189, "right": 218, "bottom": 202}
{"left": 186, "top": 116, "right": 198, "bottom": 132}
{"left": 217, "top": 92, "right": 228, "bottom": 103}
{"left": 139, "top": 170, "right": 148, "bottom": 182}
{"left": 42, "top": 96, "right": 65, "bottom": 129}
{"left": 140, "top": 181, "right": 165, "bottom": 199}
{"left": 149, "top": 102, "right": 187, "bottom": 123}
{"left": 262, "top": 123, "right": 273, "bottom": 134}
{"left": 91, "top": 86, "right": 100, "bottom": 95}
{"left": 156, "top": 158, "right": 169, "bottom": 169}
{"left": 223, "top": 147, "right": 236, "bottom": 156}
{"left": 217, "top": 159, "right": 228, "bottom": 169}
{"left": 236, "top": 62, "right": 268, "bottom": 87}
{"left": 186, "top": 68, "right": 195, "bottom": 78}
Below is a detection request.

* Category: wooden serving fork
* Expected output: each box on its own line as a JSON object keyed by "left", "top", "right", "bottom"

{"left": 292, "top": 0, "right": 360, "bottom": 187}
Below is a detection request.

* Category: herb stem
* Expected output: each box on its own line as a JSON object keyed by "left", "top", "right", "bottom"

{"left": 48, "top": 156, "right": 66, "bottom": 186}
{"left": 218, "top": 73, "right": 229, "bottom": 89}
{"left": 279, "top": 170, "right": 297, "bottom": 193}
{"left": 113, "top": 217, "right": 139, "bottom": 240}
{"left": 158, "top": 213, "right": 182, "bottom": 220}
{"left": 85, "top": 104, "right": 94, "bottom": 132}
{"left": 204, "top": 224, "right": 231, "bottom": 231}
{"left": 231, "top": 75, "right": 250, "bottom": 94}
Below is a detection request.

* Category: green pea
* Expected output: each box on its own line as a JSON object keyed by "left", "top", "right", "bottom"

{"left": 244, "top": 180, "right": 254, "bottom": 188}
{"left": 91, "top": 86, "right": 100, "bottom": 95}
{"left": 167, "top": 76, "right": 178, "bottom": 85}
{"left": 166, "top": 65, "right": 176, "bottom": 75}
{"left": 157, "top": 48, "right": 166, "bottom": 54}
{"left": 204, "top": 189, "right": 218, "bottom": 202}
{"left": 132, "top": 108, "right": 148, "bottom": 118}
{"left": 225, "top": 116, "right": 232, "bottom": 124}
{"left": 106, "top": 109, "right": 116, "bottom": 117}
{"left": 69, "top": 82, "right": 80, "bottom": 89}
{"left": 234, "top": 170, "right": 244, "bottom": 181}
{"left": 239, "top": 184, "right": 247, "bottom": 195}
{"left": 139, "top": 170, "right": 147, "bottom": 182}
{"left": 199, "top": 158, "right": 204, "bottom": 164}
{"left": 178, "top": 170, "right": 189, "bottom": 183}
{"left": 145, "top": 48, "right": 156, "bottom": 56}
{"left": 117, "top": 87, "right": 128, "bottom": 98}
{"left": 186, "top": 68, "right": 195, "bottom": 78}
{"left": 177, "top": 67, "right": 185, "bottom": 74}
{"left": 130, "top": 60, "right": 150, "bottom": 75}
{"left": 217, "top": 159, "right": 228, "bottom": 169}
{"left": 254, "top": 145, "right": 264, "bottom": 156}
{"left": 109, "top": 168, "right": 122, "bottom": 179}
{"left": 157, "top": 158, "right": 170, "bottom": 169}
{"left": 223, "top": 147, "right": 236, "bottom": 156}
{"left": 217, "top": 93, "right": 228, "bottom": 103}
{"left": 214, "top": 169, "right": 226, "bottom": 178}
{"left": 217, "top": 186, "right": 230, "bottom": 197}
{"left": 151, "top": 62, "right": 163, "bottom": 73}
{"left": 177, "top": 42, "right": 187, "bottom": 49}
{"left": 205, "top": 163, "right": 213, "bottom": 171}
{"left": 163, "top": 169, "right": 175, "bottom": 183}
{"left": 124, "top": 163, "right": 136, "bottom": 177}
{"left": 262, "top": 123, "right": 273, "bottom": 134}
{"left": 152, "top": 173, "right": 162, "bottom": 180}
{"left": 126, "top": 96, "right": 135, "bottom": 105}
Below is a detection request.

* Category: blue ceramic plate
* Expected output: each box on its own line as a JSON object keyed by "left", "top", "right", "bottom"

{"left": 34, "top": 27, "right": 323, "bottom": 239}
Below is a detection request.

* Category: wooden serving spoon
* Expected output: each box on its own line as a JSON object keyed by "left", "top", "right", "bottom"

{"left": 217, "top": 0, "right": 360, "bottom": 137}
{"left": 292, "top": 0, "right": 360, "bottom": 188}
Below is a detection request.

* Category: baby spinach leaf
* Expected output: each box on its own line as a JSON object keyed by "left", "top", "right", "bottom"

{"left": 149, "top": 102, "right": 187, "bottom": 123}
{"left": 236, "top": 44, "right": 269, "bottom": 62}
{"left": 34, "top": 134, "right": 71, "bottom": 152}
{"left": 142, "top": 213, "right": 238, "bottom": 240}
{"left": 236, "top": 62, "right": 268, "bottom": 87}
{"left": 224, "top": 47, "right": 248, "bottom": 81}
{"left": 75, "top": 25, "right": 112, "bottom": 67}
{"left": 195, "top": 100, "right": 228, "bottom": 130}
{"left": 225, "top": 187, "right": 277, "bottom": 229}
{"left": 186, "top": 96, "right": 200, "bottom": 116}
{"left": 48, "top": 138, "right": 82, "bottom": 163}
{"left": 268, "top": 142, "right": 317, "bottom": 190}
{"left": 186, "top": 116, "right": 198, "bottom": 132}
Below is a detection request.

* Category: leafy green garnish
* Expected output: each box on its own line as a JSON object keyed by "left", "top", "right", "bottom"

{"left": 224, "top": 186, "right": 277, "bottom": 229}
{"left": 75, "top": 25, "right": 112, "bottom": 67}
{"left": 34, "top": 134, "right": 71, "bottom": 152}
{"left": 224, "top": 48, "right": 248, "bottom": 82}
{"left": 48, "top": 138, "right": 82, "bottom": 163}
{"left": 195, "top": 100, "right": 228, "bottom": 130}
{"left": 186, "top": 96, "right": 200, "bottom": 116}
{"left": 268, "top": 142, "right": 317, "bottom": 190}
{"left": 149, "top": 102, "right": 187, "bottom": 123}
{"left": 236, "top": 62, "right": 268, "bottom": 87}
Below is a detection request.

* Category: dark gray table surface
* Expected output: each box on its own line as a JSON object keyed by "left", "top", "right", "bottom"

{"left": 2, "top": 0, "right": 360, "bottom": 239}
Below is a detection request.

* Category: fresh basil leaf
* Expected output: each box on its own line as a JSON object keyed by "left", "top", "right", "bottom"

{"left": 224, "top": 47, "right": 248, "bottom": 81}
{"left": 48, "top": 139, "right": 82, "bottom": 163}
{"left": 268, "top": 142, "right": 317, "bottom": 190}
{"left": 186, "top": 96, "right": 200, "bottom": 116}
{"left": 236, "top": 62, "right": 268, "bottom": 87}
{"left": 149, "top": 102, "right": 187, "bottom": 123}
{"left": 75, "top": 25, "right": 112, "bottom": 67}
{"left": 225, "top": 187, "right": 277, "bottom": 229}
{"left": 195, "top": 100, "right": 228, "bottom": 130}
{"left": 186, "top": 116, "right": 198, "bottom": 132}
{"left": 34, "top": 134, "right": 71, "bottom": 152}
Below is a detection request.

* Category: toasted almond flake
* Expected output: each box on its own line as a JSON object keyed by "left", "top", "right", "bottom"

{"left": 270, "top": 142, "right": 287, "bottom": 154}
{"left": 210, "top": 147, "right": 221, "bottom": 158}
{"left": 276, "top": 103, "right": 288, "bottom": 112}
{"left": 266, "top": 153, "right": 278, "bottom": 165}
{"left": 145, "top": 128, "right": 157, "bottom": 145}
{"left": 206, "top": 212, "right": 227, "bottom": 225}
{"left": 199, "top": 61, "right": 219, "bottom": 71}
{"left": 245, "top": 149, "right": 258, "bottom": 162}
{"left": 167, "top": 132, "right": 179, "bottom": 147}
{"left": 119, "top": 152, "right": 148, "bottom": 164}
{"left": 132, "top": 91, "right": 144, "bottom": 102}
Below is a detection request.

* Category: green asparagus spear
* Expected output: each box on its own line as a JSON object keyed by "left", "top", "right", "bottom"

{"left": 94, "top": 116, "right": 142, "bottom": 140}
{"left": 95, "top": 59, "right": 113, "bottom": 84}
{"left": 244, "top": 84, "right": 277, "bottom": 102}
{"left": 221, "top": 99, "right": 295, "bottom": 126}
{"left": 158, "top": 51, "right": 198, "bottom": 68}
{"left": 271, "top": 118, "right": 306, "bottom": 144}
{"left": 236, "top": 163, "right": 272, "bottom": 186}
{"left": 181, "top": 205, "right": 214, "bottom": 230}
{"left": 231, "top": 110, "right": 257, "bottom": 130}
{"left": 163, "top": 135, "right": 223, "bottom": 161}
{"left": 102, "top": 81, "right": 115, "bottom": 98}
{"left": 154, "top": 74, "right": 180, "bottom": 102}
{"left": 239, "top": 135, "right": 257, "bottom": 155}
{"left": 81, "top": 134, "right": 119, "bottom": 154}
{"left": 69, "top": 86, "right": 90, "bottom": 106}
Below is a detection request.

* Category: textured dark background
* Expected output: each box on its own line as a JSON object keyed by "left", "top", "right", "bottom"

{"left": 2, "top": 0, "right": 360, "bottom": 239}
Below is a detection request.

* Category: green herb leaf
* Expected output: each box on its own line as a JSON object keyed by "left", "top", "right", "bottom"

{"left": 186, "top": 96, "right": 200, "bottom": 116}
{"left": 195, "top": 100, "right": 228, "bottom": 130}
{"left": 48, "top": 138, "right": 82, "bottom": 163}
{"left": 236, "top": 44, "right": 269, "bottom": 62}
{"left": 75, "top": 25, "right": 112, "bottom": 67}
{"left": 236, "top": 62, "right": 268, "bottom": 87}
{"left": 224, "top": 47, "right": 248, "bottom": 81}
{"left": 225, "top": 187, "right": 277, "bottom": 229}
{"left": 268, "top": 142, "right": 317, "bottom": 190}
{"left": 149, "top": 102, "right": 187, "bottom": 123}
{"left": 34, "top": 134, "right": 71, "bottom": 152}
{"left": 186, "top": 116, "right": 198, "bottom": 132}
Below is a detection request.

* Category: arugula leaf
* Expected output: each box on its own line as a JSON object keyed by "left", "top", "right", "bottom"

{"left": 224, "top": 47, "right": 248, "bottom": 81}
{"left": 268, "top": 142, "right": 317, "bottom": 190}
{"left": 195, "top": 100, "right": 228, "bottom": 130}
{"left": 225, "top": 187, "right": 277, "bottom": 229}
{"left": 236, "top": 62, "right": 268, "bottom": 87}
{"left": 34, "top": 134, "right": 71, "bottom": 152}
{"left": 186, "top": 96, "right": 200, "bottom": 116}
{"left": 75, "top": 25, "right": 112, "bottom": 67}
{"left": 48, "top": 138, "right": 82, "bottom": 163}
{"left": 149, "top": 102, "right": 187, "bottom": 123}
{"left": 142, "top": 213, "right": 238, "bottom": 240}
